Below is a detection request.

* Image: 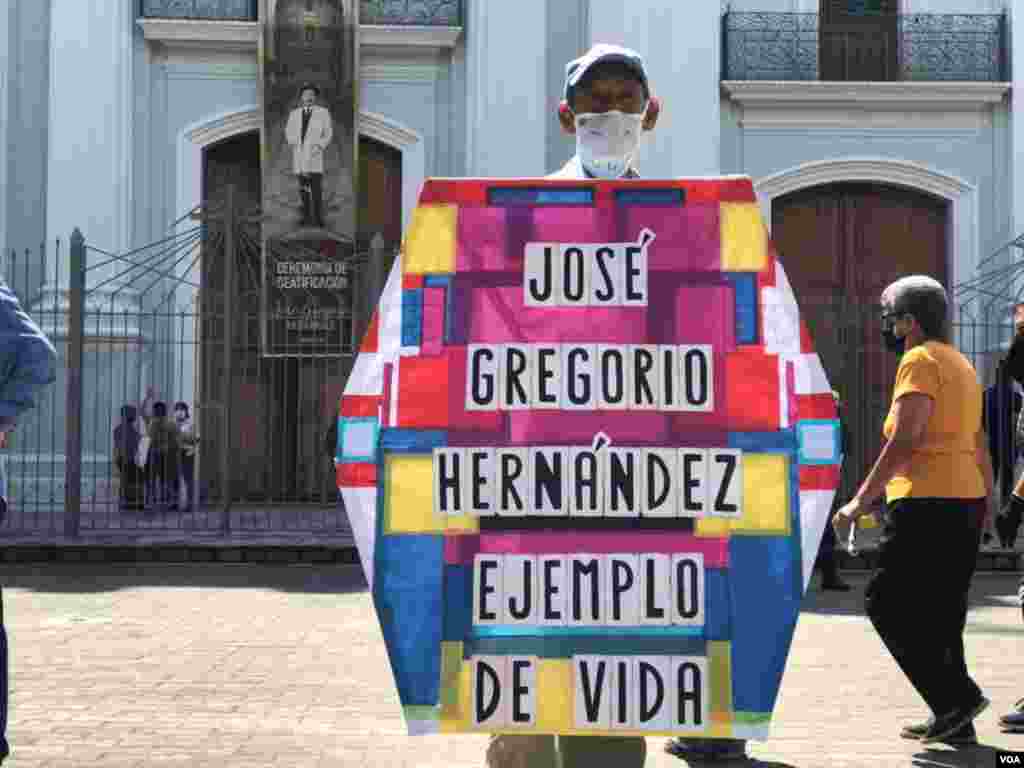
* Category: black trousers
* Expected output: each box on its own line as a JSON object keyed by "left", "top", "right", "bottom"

{"left": 865, "top": 498, "right": 984, "bottom": 716}
{"left": 815, "top": 512, "right": 839, "bottom": 580}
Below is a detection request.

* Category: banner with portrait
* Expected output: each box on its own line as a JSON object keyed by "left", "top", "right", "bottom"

{"left": 258, "top": 0, "right": 358, "bottom": 356}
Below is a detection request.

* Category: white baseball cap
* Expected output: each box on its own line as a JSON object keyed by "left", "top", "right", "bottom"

{"left": 563, "top": 44, "right": 650, "bottom": 104}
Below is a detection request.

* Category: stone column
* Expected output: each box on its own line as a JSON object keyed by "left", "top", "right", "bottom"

{"left": 587, "top": 0, "right": 721, "bottom": 177}
{"left": 464, "top": 0, "right": 548, "bottom": 177}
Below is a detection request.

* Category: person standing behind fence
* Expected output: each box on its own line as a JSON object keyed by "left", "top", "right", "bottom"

{"left": 113, "top": 405, "right": 145, "bottom": 511}
{"left": 0, "top": 276, "right": 58, "bottom": 763}
{"left": 174, "top": 402, "right": 197, "bottom": 512}
{"left": 146, "top": 401, "right": 181, "bottom": 510}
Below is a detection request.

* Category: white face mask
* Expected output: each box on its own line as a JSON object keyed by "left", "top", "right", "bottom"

{"left": 574, "top": 109, "right": 645, "bottom": 179}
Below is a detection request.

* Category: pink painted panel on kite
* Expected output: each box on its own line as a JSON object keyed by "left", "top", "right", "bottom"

{"left": 467, "top": 286, "right": 648, "bottom": 344}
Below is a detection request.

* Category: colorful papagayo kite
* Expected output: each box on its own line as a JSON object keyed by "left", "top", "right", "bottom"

{"left": 336, "top": 177, "right": 841, "bottom": 740}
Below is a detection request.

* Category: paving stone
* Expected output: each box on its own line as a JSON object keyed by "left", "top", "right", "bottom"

{"left": 3, "top": 564, "right": 1024, "bottom": 766}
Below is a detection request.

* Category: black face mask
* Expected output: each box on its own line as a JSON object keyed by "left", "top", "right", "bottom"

{"left": 881, "top": 326, "right": 905, "bottom": 354}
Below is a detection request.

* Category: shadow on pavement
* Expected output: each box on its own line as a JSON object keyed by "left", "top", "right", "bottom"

{"left": 911, "top": 745, "right": 999, "bottom": 767}
{"left": 669, "top": 759, "right": 798, "bottom": 768}
{"left": 0, "top": 561, "right": 370, "bottom": 594}
{"left": 801, "top": 572, "right": 1024, "bottom": 618}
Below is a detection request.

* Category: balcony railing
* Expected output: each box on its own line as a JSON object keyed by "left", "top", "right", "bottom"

{"left": 140, "top": 0, "right": 256, "bottom": 19}
{"left": 722, "top": 11, "right": 1007, "bottom": 82}
{"left": 139, "top": 0, "right": 463, "bottom": 25}
{"left": 361, "top": 0, "right": 461, "bottom": 26}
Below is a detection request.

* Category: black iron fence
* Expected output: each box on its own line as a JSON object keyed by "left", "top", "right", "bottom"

{"left": 722, "top": 11, "right": 1007, "bottom": 82}
{"left": 3, "top": 203, "right": 1021, "bottom": 543}
{"left": 2, "top": 195, "right": 395, "bottom": 543}
{"left": 139, "top": 0, "right": 463, "bottom": 25}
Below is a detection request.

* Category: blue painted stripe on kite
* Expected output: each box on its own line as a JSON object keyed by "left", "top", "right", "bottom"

{"left": 424, "top": 275, "right": 452, "bottom": 287}
{"left": 728, "top": 430, "right": 797, "bottom": 455}
{"left": 380, "top": 429, "right": 448, "bottom": 454}
{"left": 401, "top": 289, "right": 423, "bottom": 347}
{"left": 463, "top": 634, "right": 705, "bottom": 659}
{"left": 445, "top": 279, "right": 468, "bottom": 346}
{"left": 487, "top": 187, "right": 595, "bottom": 206}
{"left": 727, "top": 536, "right": 801, "bottom": 714}
{"left": 337, "top": 417, "right": 380, "bottom": 464}
{"left": 443, "top": 564, "right": 473, "bottom": 642}
{"left": 724, "top": 273, "right": 759, "bottom": 344}
{"left": 614, "top": 188, "right": 685, "bottom": 205}
{"left": 704, "top": 567, "right": 731, "bottom": 641}
{"left": 796, "top": 419, "right": 842, "bottom": 465}
{"left": 789, "top": 453, "right": 805, "bottom": 595}
{"left": 374, "top": 533, "right": 445, "bottom": 706}
{"left": 469, "top": 625, "right": 704, "bottom": 638}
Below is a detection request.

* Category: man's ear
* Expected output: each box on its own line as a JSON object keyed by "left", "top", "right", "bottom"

{"left": 558, "top": 101, "right": 576, "bottom": 135}
{"left": 643, "top": 96, "right": 661, "bottom": 131}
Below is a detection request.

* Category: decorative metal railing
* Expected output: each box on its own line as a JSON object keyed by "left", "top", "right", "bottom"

{"left": 139, "top": 0, "right": 463, "bottom": 25}
{"left": 360, "top": 0, "right": 461, "bottom": 26}
{"left": 139, "top": 0, "right": 256, "bottom": 19}
{"left": 722, "top": 11, "right": 1007, "bottom": 82}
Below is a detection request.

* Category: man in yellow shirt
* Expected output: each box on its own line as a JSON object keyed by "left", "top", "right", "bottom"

{"left": 834, "top": 275, "right": 993, "bottom": 745}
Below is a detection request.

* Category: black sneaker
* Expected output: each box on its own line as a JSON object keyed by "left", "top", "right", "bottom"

{"left": 902, "top": 718, "right": 977, "bottom": 745}
{"left": 922, "top": 697, "right": 990, "bottom": 744}
{"left": 665, "top": 738, "right": 747, "bottom": 761}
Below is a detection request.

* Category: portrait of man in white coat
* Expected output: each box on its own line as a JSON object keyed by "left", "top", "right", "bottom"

{"left": 285, "top": 84, "right": 334, "bottom": 228}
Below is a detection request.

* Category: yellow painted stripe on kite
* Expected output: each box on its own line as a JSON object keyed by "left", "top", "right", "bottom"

{"left": 439, "top": 642, "right": 463, "bottom": 720}
{"left": 403, "top": 204, "right": 458, "bottom": 274}
{"left": 535, "top": 658, "right": 575, "bottom": 733}
{"left": 694, "top": 453, "right": 789, "bottom": 536}
{"left": 383, "top": 454, "right": 441, "bottom": 534}
{"left": 720, "top": 202, "right": 767, "bottom": 272}
{"left": 709, "top": 640, "right": 733, "bottom": 724}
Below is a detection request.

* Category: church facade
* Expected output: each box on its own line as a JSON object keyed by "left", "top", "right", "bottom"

{"left": 0, "top": 0, "right": 1018, "bottom": 538}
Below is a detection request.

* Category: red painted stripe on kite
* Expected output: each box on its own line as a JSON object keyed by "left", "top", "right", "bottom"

{"left": 799, "top": 465, "right": 841, "bottom": 490}
{"left": 340, "top": 395, "right": 381, "bottom": 418}
{"left": 795, "top": 394, "right": 837, "bottom": 421}
{"left": 338, "top": 462, "right": 377, "bottom": 487}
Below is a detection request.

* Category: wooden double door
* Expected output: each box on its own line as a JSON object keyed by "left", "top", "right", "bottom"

{"left": 772, "top": 182, "right": 949, "bottom": 501}
{"left": 199, "top": 130, "right": 402, "bottom": 504}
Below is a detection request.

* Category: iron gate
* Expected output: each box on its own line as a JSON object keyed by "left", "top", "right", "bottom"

{"left": 2, "top": 205, "right": 1022, "bottom": 541}
{"left": 2, "top": 189, "right": 395, "bottom": 542}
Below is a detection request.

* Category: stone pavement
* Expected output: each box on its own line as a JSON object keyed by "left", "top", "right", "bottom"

{"left": 2, "top": 563, "right": 1024, "bottom": 768}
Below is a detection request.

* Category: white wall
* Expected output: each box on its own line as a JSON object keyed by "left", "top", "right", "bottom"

{"left": 464, "top": 0, "right": 548, "bottom": 176}
{"left": 588, "top": 0, "right": 721, "bottom": 176}
{"left": 1014, "top": 0, "right": 1024, "bottom": 236}
{"left": 45, "top": 0, "right": 134, "bottom": 277}
{"left": 0, "top": 0, "right": 9, "bottom": 263}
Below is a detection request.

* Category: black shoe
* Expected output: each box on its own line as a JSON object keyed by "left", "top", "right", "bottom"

{"left": 1001, "top": 710, "right": 1024, "bottom": 732}
{"left": 902, "top": 718, "right": 977, "bottom": 745}
{"left": 999, "top": 700, "right": 1024, "bottom": 731}
{"left": 664, "top": 738, "right": 746, "bottom": 761}
{"left": 922, "top": 696, "right": 990, "bottom": 744}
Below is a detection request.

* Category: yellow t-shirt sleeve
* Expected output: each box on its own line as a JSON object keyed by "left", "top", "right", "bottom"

{"left": 892, "top": 348, "right": 940, "bottom": 402}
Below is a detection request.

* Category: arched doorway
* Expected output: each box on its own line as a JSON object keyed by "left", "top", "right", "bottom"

{"left": 199, "top": 131, "right": 402, "bottom": 506}
{"left": 772, "top": 181, "right": 949, "bottom": 501}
